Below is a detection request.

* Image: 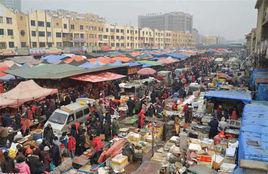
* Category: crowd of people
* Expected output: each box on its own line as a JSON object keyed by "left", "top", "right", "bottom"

{"left": 0, "top": 53, "right": 246, "bottom": 173}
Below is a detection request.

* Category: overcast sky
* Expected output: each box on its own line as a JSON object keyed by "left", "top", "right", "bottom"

{"left": 22, "top": 0, "right": 257, "bottom": 41}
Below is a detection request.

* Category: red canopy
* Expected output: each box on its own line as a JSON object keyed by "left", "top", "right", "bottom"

{"left": 0, "top": 66, "right": 9, "bottom": 77}
{"left": 137, "top": 68, "right": 156, "bottom": 75}
{"left": 0, "top": 80, "right": 58, "bottom": 108}
{"left": 71, "top": 72, "right": 126, "bottom": 83}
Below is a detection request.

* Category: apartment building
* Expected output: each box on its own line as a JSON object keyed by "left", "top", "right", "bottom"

{"left": 0, "top": 4, "right": 29, "bottom": 50}
{"left": 138, "top": 12, "right": 193, "bottom": 33}
{"left": 0, "top": 6, "right": 194, "bottom": 51}
{"left": 139, "top": 27, "right": 154, "bottom": 49}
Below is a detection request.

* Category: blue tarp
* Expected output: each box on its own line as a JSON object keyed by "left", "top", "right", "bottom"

{"left": 256, "top": 84, "right": 268, "bottom": 101}
{"left": 0, "top": 74, "right": 15, "bottom": 81}
{"left": 109, "top": 61, "right": 123, "bottom": 67}
{"left": 166, "top": 53, "right": 189, "bottom": 60}
{"left": 127, "top": 62, "right": 141, "bottom": 67}
{"left": 204, "top": 90, "right": 252, "bottom": 104}
{"left": 41, "top": 55, "right": 69, "bottom": 64}
{"left": 238, "top": 101, "right": 268, "bottom": 164}
{"left": 79, "top": 62, "right": 103, "bottom": 69}
{"left": 250, "top": 69, "right": 268, "bottom": 89}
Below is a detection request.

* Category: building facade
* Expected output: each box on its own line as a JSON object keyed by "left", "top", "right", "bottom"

{"left": 0, "top": 6, "right": 195, "bottom": 52}
{"left": 138, "top": 12, "right": 193, "bottom": 33}
{"left": 0, "top": 4, "right": 28, "bottom": 50}
{"left": 0, "top": 0, "right": 21, "bottom": 11}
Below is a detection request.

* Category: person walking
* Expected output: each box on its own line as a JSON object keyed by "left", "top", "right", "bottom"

{"left": 1, "top": 151, "right": 15, "bottom": 173}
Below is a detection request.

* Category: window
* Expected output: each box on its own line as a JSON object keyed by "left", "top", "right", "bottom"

{"left": 32, "top": 42, "right": 37, "bottom": 48}
{"left": 39, "top": 42, "right": 45, "bottom": 47}
{"left": 83, "top": 108, "right": 89, "bottom": 115}
{"left": 111, "top": 36, "right": 114, "bottom": 40}
{"left": 116, "top": 36, "right": 119, "bottom": 39}
{"left": 56, "top": 32, "right": 62, "bottom": 38}
{"left": 121, "top": 43, "right": 124, "bottom": 47}
{"left": 67, "top": 114, "right": 74, "bottom": 124}
{"left": 56, "top": 42, "right": 62, "bottom": 47}
{"left": 48, "top": 43, "right": 53, "bottom": 47}
{"left": 80, "top": 25, "right": 83, "bottom": 30}
{"left": 7, "top": 29, "right": 13, "bottom": 36}
{"left": 0, "top": 17, "right": 3, "bottom": 23}
{"left": 111, "top": 43, "right": 115, "bottom": 47}
{"left": 30, "top": 20, "right": 35, "bottom": 26}
{"left": 74, "top": 33, "right": 79, "bottom": 38}
{"left": 121, "top": 36, "right": 124, "bottom": 39}
{"left": 38, "top": 31, "right": 45, "bottom": 37}
{"left": 47, "top": 32, "right": 51, "bottom": 37}
{"left": 21, "top": 42, "right": 27, "bottom": 47}
{"left": 9, "top": 42, "right": 14, "bottom": 48}
{"left": 80, "top": 34, "right": 84, "bottom": 38}
{"left": 127, "top": 30, "right": 129, "bottom": 33}
{"left": 76, "top": 110, "right": 83, "bottom": 119}
{"left": 121, "top": 29, "right": 124, "bottom": 33}
{"left": 20, "top": 30, "right": 25, "bottom": 36}
{"left": 63, "top": 24, "right": 67, "bottom": 29}
{"left": 71, "top": 25, "right": 75, "bottom": 29}
{"left": 0, "top": 42, "right": 6, "bottom": 49}
{"left": 6, "top": 17, "right": 12, "bottom": 24}
{"left": 106, "top": 28, "right": 109, "bottom": 32}
{"left": 116, "top": 29, "right": 119, "bottom": 33}
{"left": 46, "top": 22, "right": 51, "bottom": 27}
{"left": 0, "top": 29, "right": 4, "bottom": 35}
{"left": 31, "top": 31, "right": 36, "bottom": 37}
{"left": 116, "top": 43, "right": 120, "bottom": 47}
{"left": 110, "top": 29, "right": 114, "bottom": 32}
{"left": 38, "top": 21, "right": 44, "bottom": 27}
{"left": 103, "top": 35, "right": 107, "bottom": 39}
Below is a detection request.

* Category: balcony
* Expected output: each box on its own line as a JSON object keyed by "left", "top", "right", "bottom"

{"left": 73, "top": 37, "right": 86, "bottom": 42}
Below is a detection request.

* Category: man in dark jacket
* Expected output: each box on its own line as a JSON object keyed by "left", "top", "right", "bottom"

{"left": 209, "top": 117, "right": 219, "bottom": 139}
{"left": 1, "top": 151, "right": 15, "bottom": 173}
{"left": 127, "top": 97, "right": 135, "bottom": 116}
{"left": 43, "top": 124, "right": 55, "bottom": 145}
{"left": 50, "top": 141, "right": 61, "bottom": 167}
{"left": 26, "top": 150, "right": 43, "bottom": 174}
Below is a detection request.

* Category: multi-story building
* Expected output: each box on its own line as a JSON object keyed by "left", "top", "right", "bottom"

{"left": 0, "top": 6, "right": 195, "bottom": 51}
{"left": 255, "top": 0, "right": 268, "bottom": 55}
{"left": 0, "top": 4, "right": 29, "bottom": 50}
{"left": 200, "top": 35, "right": 221, "bottom": 46}
{"left": 139, "top": 27, "right": 154, "bottom": 49}
{"left": 138, "top": 12, "right": 193, "bottom": 33}
{"left": 153, "top": 29, "right": 164, "bottom": 49}
{"left": 0, "top": 0, "right": 21, "bottom": 11}
{"left": 27, "top": 9, "right": 106, "bottom": 49}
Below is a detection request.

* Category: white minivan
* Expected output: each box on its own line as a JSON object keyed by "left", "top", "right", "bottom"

{"left": 44, "top": 100, "right": 90, "bottom": 136}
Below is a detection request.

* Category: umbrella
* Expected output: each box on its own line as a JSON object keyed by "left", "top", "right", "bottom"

{"left": 137, "top": 68, "right": 156, "bottom": 75}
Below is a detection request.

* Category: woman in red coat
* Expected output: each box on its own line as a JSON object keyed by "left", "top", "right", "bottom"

{"left": 138, "top": 107, "right": 145, "bottom": 128}
{"left": 67, "top": 134, "right": 76, "bottom": 158}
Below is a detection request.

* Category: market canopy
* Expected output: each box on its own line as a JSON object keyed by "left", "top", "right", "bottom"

{"left": 157, "top": 57, "right": 178, "bottom": 64}
{"left": 137, "top": 68, "right": 156, "bottom": 75}
{"left": 238, "top": 101, "right": 268, "bottom": 163}
{"left": 137, "top": 61, "right": 162, "bottom": 67}
{"left": 64, "top": 55, "right": 86, "bottom": 64}
{"left": 0, "top": 80, "right": 58, "bottom": 108}
{"left": 71, "top": 72, "right": 126, "bottom": 83}
{"left": 204, "top": 90, "right": 252, "bottom": 104}
{"left": 7, "top": 56, "right": 41, "bottom": 65}
{"left": 41, "top": 55, "right": 70, "bottom": 64}
{"left": 5, "top": 64, "right": 87, "bottom": 79}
